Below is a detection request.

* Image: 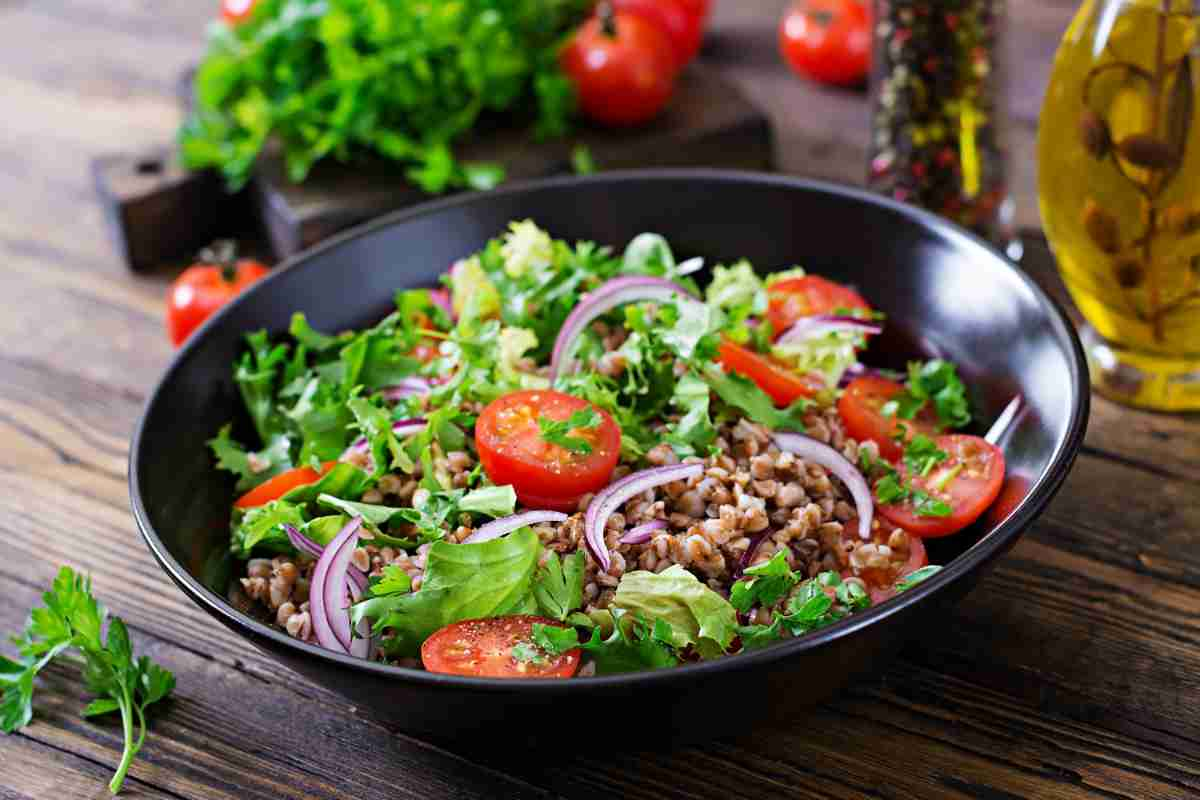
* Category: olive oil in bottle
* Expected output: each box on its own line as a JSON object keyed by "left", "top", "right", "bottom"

{"left": 1038, "top": 0, "right": 1200, "bottom": 410}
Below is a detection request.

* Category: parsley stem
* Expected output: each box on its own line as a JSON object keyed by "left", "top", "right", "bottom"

{"left": 107, "top": 689, "right": 136, "bottom": 795}
{"left": 930, "top": 463, "right": 963, "bottom": 492}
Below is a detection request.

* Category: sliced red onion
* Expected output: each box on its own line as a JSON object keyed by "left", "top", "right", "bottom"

{"left": 618, "top": 519, "right": 668, "bottom": 545}
{"left": 341, "top": 418, "right": 428, "bottom": 459}
{"left": 284, "top": 523, "right": 323, "bottom": 560}
{"left": 777, "top": 315, "right": 883, "bottom": 345}
{"left": 585, "top": 463, "right": 704, "bottom": 571}
{"left": 310, "top": 516, "right": 363, "bottom": 655}
{"left": 549, "top": 276, "right": 700, "bottom": 379}
{"left": 462, "top": 510, "right": 569, "bottom": 544}
{"left": 985, "top": 395, "right": 1023, "bottom": 446}
{"left": 381, "top": 378, "right": 431, "bottom": 402}
{"left": 772, "top": 433, "right": 873, "bottom": 540}
{"left": 734, "top": 531, "right": 769, "bottom": 578}
{"left": 429, "top": 287, "right": 453, "bottom": 320}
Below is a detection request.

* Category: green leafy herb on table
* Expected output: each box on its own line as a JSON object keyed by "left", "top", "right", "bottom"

{"left": 181, "top": 0, "right": 593, "bottom": 191}
{"left": 1, "top": 568, "right": 175, "bottom": 795}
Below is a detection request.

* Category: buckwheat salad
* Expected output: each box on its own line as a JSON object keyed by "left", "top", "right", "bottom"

{"left": 215, "top": 221, "right": 1015, "bottom": 678}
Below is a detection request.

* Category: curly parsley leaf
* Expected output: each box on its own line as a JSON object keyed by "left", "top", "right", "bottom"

{"left": 702, "top": 366, "right": 809, "bottom": 432}
{"left": 730, "top": 551, "right": 800, "bottom": 613}
{"left": 904, "top": 433, "right": 949, "bottom": 476}
{"left": 534, "top": 551, "right": 586, "bottom": 622}
{"left": 539, "top": 407, "right": 602, "bottom": 454}
{"left": 1, "top": 568, "right": 176, "bottom": 795}
{"left": 881, "top": 360, "right": 972, "bottom": 429}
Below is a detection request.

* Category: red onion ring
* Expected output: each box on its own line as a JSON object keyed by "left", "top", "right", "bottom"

{"left": 549, "top": 276, "right": 700, "bottom": 380}
{"left": 618, "top": 519, "right": 668, "bottom": 545}
{"left": 772, "top": 433, "right": 873, "bottom": 540}
{"left": 284, "top": 523, "right": 323, "bottom": 560}
{"left": 777, "top": 315, "right": 883, "bottom": 345}
{"left": 585, "top": 463, "right": 704, "bottom": 571}
{"left": 380, "top": 378, "right": 431, "bottom": 402}
{"left": 284, "top": 523, "right": 368, "bottom": 596}
{"left": 429, "top": 287, "right": 454, "bottom": 320}
{"left": 461, "top": 510, "right": 569, "bottom": 544}
{"left": 310, "top": 517, "right": 364, "bottom": 655}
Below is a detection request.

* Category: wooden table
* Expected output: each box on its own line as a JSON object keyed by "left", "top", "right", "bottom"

{"left": 3, "top": 1, "right": 1199, "bottom": 798}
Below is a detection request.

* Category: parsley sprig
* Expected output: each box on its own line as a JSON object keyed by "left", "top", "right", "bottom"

{"left": 863, "top": 441, "right": 954, "bottom": 518}
{"left": 538, "top": 407, "right": 602, "bottom": 454}
{"left": 881, "top": 359, "right": 972, "bottom": 430}
{"left": 1, "top": 568, "right": 176, "bottom": 794}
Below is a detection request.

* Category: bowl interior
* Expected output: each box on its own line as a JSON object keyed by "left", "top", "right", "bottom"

{"left": 132, "top": 171, "right": 1086, "bottom": 682}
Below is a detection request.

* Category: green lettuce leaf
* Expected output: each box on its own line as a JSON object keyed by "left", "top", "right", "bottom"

{"left": 702, "top": 365, "right": 809, "bottom": 432}
{"left": 230, "top": 500, "right": 306, "bottom": 557}
{"left": 352, "top": 528, "right": 541, "bottom": 657}
{"left": 611, "top": 565, "right": 738, "bottom": 658}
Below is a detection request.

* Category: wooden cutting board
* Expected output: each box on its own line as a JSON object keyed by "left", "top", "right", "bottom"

{"left": 94, "top": 65, "right": 772, "bottom": 270}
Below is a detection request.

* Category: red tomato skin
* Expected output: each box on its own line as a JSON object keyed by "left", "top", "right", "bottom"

{"left": 167, "top": 259, "right": 269, "bottom": 347}
{"left": 837, "top": 376, "right": 938, "bottom": 461}
{"left": 612, "top": 0, "right": 707, "bottom": 68}
{"left": 716, "top": 339, "right": 822, "bottom": 407}
{"left": 421, "top": 616, "right": 582, "bottom": 678}
{"left": 779, "top": 0, "right": 872, "bottom": 87}
{"left": 561, "top": 10, "right": 678, "bottom": 127}
{"left": 766, "top": 275, "right": 872, "bottom": 337}
{"left": 475, "top": 390, "right": 621, "bottom": 510}
{"left": 234, "top": 461, "right": 338, "bottom": 509}
{"left": 220, "top": 0, "right": 256, "bottom": 25}
{"left": 842, "top": 528, "right": 928, "bottom": 605}
{"left": 877, "top": 435, "right": 1006, "bottom": 538}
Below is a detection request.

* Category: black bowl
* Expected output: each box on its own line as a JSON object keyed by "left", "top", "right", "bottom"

{"left": 130, "top": 170, "right": 1088, "bottom": 743}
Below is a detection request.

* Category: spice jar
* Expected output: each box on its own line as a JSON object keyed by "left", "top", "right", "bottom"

{"left": 867, "top": 0, "right": 1015, "bottom": 252}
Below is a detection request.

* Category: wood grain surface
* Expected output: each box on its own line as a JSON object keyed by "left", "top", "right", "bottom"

{"left": 2, "top": 1, "right": 1198, "bottom": 798}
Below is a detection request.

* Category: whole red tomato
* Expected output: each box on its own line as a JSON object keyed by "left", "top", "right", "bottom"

{"left": 562, "top": 4, "right": 678, "bottom": 127}
{"left": 611, "top": 0, "right": 710, "bottom": 69}
{"left": 779, "top": 0, "right": 872, "bottom": 87}
{"left": 220, "top": 0, "right": 256, "bottom": 25}
{"left": 166, "top": 243, "right": 269, "bottom": 347}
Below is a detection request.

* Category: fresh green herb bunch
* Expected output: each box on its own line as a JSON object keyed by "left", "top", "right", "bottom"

{"left": 180, "top": 0, "right": 592, "bottom": 191}
{"left": 1, "top": 568, "right": 176, "bottom": 795}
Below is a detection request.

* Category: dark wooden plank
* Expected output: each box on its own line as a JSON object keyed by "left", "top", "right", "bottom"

{"left": 0, "top": 580, "right": 557, "bottom": 800}
{"left": 0, "top": 733, "right": 180, "bottom": 800}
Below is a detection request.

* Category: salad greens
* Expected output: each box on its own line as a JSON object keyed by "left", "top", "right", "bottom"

{"left": 181, "top": 0, "right": 592, "bottom": 191}
{"left": 1, "top": 568, "right": 175, "bottom": 795}
{"left": 210, "top": 220, "right": 977, "bottom": 677}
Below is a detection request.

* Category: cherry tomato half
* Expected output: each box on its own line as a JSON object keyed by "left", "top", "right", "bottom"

{"left": 766, "top": 275, "right": 872, "bottom": 338}
{"left": 876, "top": 434, "right": 1006, "bottom": 538}
{"left": 561, "top": 6, "right": 678, "bottom": 127}
{"left": 166, "top": 247, "right": 269, "bottom": 347}
{"left": 837, "top": 376, "right": 938, "bottom": 461}
{"left": 716, "top": 338, "right": 823, "bottom": 407}
{"left": 839, "top": 518, "right": 929, "bottom": 604}
{"left": 421, "top": 616, "right": 581, "bottom": 678}
{"left": 234, "top": 461, "right": 338, "bottom": 509}
{"left": 612, "top": 0, "right": 709, "bottom": 69}
{"left": 220, "top": 0, "right": 256, "bottom": 25}
{"left": 475, "top": 390, "right": 621, "bottom": 512}
{"left": 779, "top": 0, "right": 872, "bottom": 87}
